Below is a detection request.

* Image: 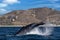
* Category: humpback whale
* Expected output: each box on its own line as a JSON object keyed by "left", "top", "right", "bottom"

{"left": 14, "top": 22, "right": 45, "bottom": 35}
{"left": 14, "top": 22, "right": 54, "bottom": 36}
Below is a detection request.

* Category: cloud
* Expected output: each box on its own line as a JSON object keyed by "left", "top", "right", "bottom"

{"left": 51, "top": 0, "right": 59, "bottom": 1}
{"left": 35, "top": 3, "right": 60, "bottom": 9}
{"left": 0, "top": 0, "right": 20, "bottom": 8}
{"left": 48, "top": 0, "right": 59, "bottom": 3}
{"left": 0, "top": 9, "right": 11, "bottom": 14}
{"left": 0, "top": 0, "right": 20, "bottom": 14}
{"left": 3, "top": 0, "right": 20, "bottom": 4}
{"left": 0, "top": 9, "right": 7, "bottom": 14}
{"left": 48, "top": 0, "right": 59, "bottom": 2}
{"left": 0, "top": 3, "right": 8, "bottom": 7}
{"left": 53, "top": 4, "right": 60, "bottom": 8}
{"left": 0, "top": 9, "right": 7, "bottom": 12}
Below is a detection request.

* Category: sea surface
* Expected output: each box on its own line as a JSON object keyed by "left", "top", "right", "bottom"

{"left": 0, "top": 27, "right": 60, "bottom": 40}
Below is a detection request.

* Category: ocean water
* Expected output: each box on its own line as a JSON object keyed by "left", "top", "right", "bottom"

{"left": 0, "top": 27, "right": 60, "bottom": 40}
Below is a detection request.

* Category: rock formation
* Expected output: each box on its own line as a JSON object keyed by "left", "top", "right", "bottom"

{"left": 0, "top": 7, "right": 60, "bottom": 26}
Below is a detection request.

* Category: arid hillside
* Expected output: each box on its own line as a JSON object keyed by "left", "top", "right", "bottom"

{"left": 0, "top": 7, "right": 60, "bottom": 26}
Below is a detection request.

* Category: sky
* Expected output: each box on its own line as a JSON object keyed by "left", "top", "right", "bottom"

{"left": 0, "top": 0, "right": 60, "bottom": 14}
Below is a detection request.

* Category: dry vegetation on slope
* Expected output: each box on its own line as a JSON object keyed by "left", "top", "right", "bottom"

{"left": 0, "top": 7, "right": 60, "bottom": 26}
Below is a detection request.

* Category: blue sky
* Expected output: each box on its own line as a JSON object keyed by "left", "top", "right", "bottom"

{"left": 0, "top": 0, "right": 60, "bottom": 14}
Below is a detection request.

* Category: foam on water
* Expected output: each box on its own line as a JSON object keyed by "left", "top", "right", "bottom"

{"left": 26, "top": 27, "right": 54, "bottom": 36}
{"left": 26, "top": 23, "right": 54, "bottom": 36}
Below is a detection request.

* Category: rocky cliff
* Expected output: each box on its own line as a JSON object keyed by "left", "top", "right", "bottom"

{"left": 0, "top": 7, "right": 60, "bottom": 26}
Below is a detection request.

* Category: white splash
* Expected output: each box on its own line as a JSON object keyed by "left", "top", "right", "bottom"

{"left": 38, "top": 27, "right": 54, "bottom": 36}
{"left": 26, "top": 27, "right": 54, "bottom": 36}
{"left": 26, "top": 22, "right": 54, "bottom": 36}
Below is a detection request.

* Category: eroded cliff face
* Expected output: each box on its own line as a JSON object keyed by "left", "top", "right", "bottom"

{"left": 0, "top": 7, "right": 60, "bottom": 26}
